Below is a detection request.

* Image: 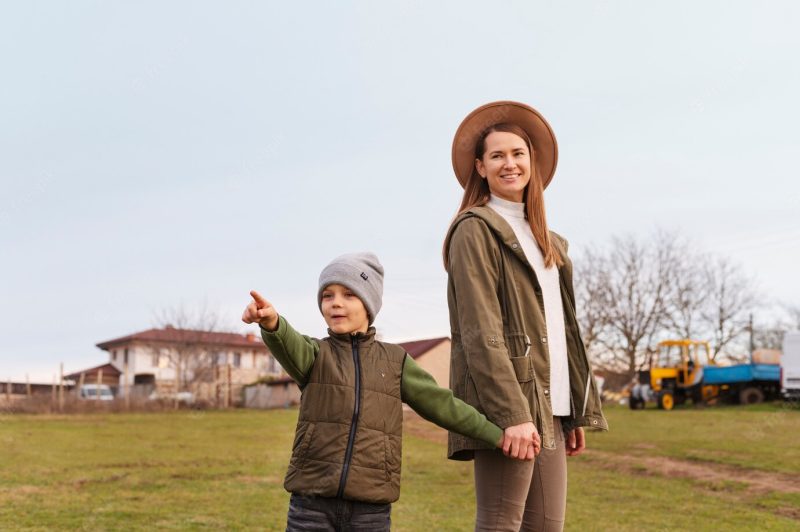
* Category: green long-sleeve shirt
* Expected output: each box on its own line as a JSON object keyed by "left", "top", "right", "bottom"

{"left": 260, "top": 316, "right": 503, "bottom": 448}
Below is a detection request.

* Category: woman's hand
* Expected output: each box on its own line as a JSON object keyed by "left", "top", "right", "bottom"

{"left": 502, "top": 422, "right": 541, "bottom": 460}
{"left": 565, "top": 427, "right": 585, "bottom": 457}
{"left": 242, "top": 290, "right": 279, "bottom": 331}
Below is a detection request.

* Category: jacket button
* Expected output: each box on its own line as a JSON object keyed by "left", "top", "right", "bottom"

{"left": 511, "top": 243, "right": 519, "bottom": 249}
{"left": 544, "top": 389, "right": 549, "bottom": 395}
{"left": 592, "top": 419, "right": 599, "bottom": 425}
{"left": 541, "top": 337, "right": 547, "bottom": 344}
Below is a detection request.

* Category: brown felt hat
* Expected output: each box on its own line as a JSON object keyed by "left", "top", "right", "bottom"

{"left": 451, "top": 100, "right": 559, "bottom": 189}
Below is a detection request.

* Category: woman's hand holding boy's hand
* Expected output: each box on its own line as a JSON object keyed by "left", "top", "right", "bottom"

{"left": 501, "top": 422, "right": 541, "bottom": 461}
{"left": 242, "top": 290, "right": 279, "bottom": 331}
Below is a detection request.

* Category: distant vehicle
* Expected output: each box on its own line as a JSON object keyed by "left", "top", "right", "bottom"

{"left": 782, "top": 331, "right": 800, "bottom": 400}
{"left": 148, "top": 391, "right": 195, "bottom": 405}
{"left": 78, "top": 384, "right": 114, "bottom": 401}
{"left": 630, "top": 339, "right": 781, "bottom": 410}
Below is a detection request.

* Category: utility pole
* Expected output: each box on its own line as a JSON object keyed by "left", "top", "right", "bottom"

{"left": 97, "top": 369, "right": 103, "bottom": 410}
{"left": 124, "top": 361, "right": 131, "bottom": 411}
{"left": 58, "top": 363, "right": 64, "bottom": 412}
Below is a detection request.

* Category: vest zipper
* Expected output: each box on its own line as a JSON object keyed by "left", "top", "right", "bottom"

{"left": 337, "top": 335, "right": 362, "bottom": 498}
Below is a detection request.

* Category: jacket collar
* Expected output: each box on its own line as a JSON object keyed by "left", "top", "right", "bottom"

{"left": 446, "top": 205, "right": 568, "bottom": 273}
{"left": 467, "top": 205, "right": 522, "bottom": 249}
{"left": 326, "top": 326, "right": 377, "bottom": 348}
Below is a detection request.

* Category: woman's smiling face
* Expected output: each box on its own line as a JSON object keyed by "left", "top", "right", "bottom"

{"left": 475, "top": 131, "right": 531, "bottom": 203}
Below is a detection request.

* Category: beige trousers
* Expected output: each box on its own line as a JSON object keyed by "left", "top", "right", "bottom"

{"left": 473, "top": 417, "right": 567, "bottom": 532}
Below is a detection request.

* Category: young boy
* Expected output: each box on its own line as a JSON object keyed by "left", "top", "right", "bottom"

{"left": 243, "top": 252, "right": 537, "bottom": 531}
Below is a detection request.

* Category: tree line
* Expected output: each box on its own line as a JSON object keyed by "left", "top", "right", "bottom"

{"left": 573, "top": 230, "right": 798, "bottom": 379}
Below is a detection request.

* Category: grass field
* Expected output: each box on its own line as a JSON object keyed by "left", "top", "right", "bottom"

{"left": 1, "top": 403, "right": 798, "bottom": 531}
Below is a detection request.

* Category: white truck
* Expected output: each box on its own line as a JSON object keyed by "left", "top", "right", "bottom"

{"left": 78, "top": 384, "right": 114, "bottom": 401}
{"left": 782, "top": 331, "right": 800, "bottom": 400}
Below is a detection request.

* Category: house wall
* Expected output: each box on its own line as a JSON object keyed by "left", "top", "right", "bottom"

{"left": 106, "top": 341, "right": 281, "bottom": 399}
{"left": 113, "top": 346, "right": 176, "bottom": 387}
{"left": 413, "top": 340, "right": 452, "bottom": 389}
{"left": 243, "top": 382, "right": 301, "bottom": 409}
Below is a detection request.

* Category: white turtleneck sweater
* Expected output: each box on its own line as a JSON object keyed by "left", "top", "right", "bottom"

{"left": 487, "top": 195, "right": 571, "bottom": 416}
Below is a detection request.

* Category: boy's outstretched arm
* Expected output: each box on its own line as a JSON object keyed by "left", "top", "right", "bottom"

{"left": 401, "top": 355, "right": 503, "bottom": 449}
{"left": 243, "top": 290, "right": 319, "bottom": 387}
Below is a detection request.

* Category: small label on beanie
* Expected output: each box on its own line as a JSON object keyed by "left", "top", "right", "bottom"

{"left": 360, "top": 272, "right": 368, "bottom": 280}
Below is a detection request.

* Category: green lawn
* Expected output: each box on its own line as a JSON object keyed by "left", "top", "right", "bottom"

{"left": 0, "top": 403, "right": 797, "bottom": 531}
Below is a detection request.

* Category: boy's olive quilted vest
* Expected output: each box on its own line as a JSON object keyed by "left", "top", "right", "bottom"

{"left": 284, "top": 329, "right": 407, "bottom": 504}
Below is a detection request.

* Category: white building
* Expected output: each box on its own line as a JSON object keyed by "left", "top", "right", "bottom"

{"left": 91, "top": 325, "right": 282, "bottom": 403}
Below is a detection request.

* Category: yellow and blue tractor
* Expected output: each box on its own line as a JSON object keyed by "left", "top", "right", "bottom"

{"left": 630, "top": 339, "right": 712, "bottom": 410}
{"left": 628, "top": 339, "right": 780, "bottom": 410}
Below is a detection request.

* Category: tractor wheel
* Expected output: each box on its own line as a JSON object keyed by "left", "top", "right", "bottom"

{"left": 739, "top": 387, "right": 764, "bottom": 405}
{"left": 658, "top": 391, "right": 675, "bottom": 411}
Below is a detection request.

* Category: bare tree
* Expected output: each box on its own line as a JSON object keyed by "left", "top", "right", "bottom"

{"left": 574, "top": 247, "right": 611, "bottom": 354}
{"left": 782, "top": 303, "right": 800, "bottom": 331}
{"left": 748, "top": 303, "right": 800, "bottom": 351}
{"left": 699, "top": 257, "right": 756, "bottom": 360}
{"left": 576, "top": 231, "right": 680, "bottom": 377}
{"left": 151, "top": 302, "right": 226, "bottom": 396}
{"left": 664, "top": 244, "right": 711, "bottom": 339}
{"left": 752, "top": 324, "right": 785, "bottom": 351}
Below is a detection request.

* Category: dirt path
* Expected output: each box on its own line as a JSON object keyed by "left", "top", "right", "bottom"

{"left": 585, "top": 448, "right": 800, "bottom": 495}
{"left": 403, "top": 410, "right": 800, "bottom": 496}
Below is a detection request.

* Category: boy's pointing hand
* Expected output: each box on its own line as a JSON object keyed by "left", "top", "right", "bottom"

{"left": 242, "top": 290, "right": 279, "bottom": 331}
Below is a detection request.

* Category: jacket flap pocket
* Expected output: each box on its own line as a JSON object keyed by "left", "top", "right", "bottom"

{"left": 509, "top": 356, "right": 533, "bottom": 383}
{"left": 298, "top": 422, "right": 315, "bottom": 460}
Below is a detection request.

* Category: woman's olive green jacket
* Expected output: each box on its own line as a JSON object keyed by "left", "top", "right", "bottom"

{"left": 445, "top": 206, "right": 608, "bottom": 460}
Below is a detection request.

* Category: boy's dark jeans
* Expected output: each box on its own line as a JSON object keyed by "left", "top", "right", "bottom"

{"left": 286, "top": 493, "right": 391, "bottom": 531}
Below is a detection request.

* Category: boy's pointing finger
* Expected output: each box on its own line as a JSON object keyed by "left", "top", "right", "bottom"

{"left": 250, "top": 290, "right": 269, "bottom": 307}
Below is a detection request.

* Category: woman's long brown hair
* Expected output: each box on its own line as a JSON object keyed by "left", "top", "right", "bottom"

{"left": 443, "top": 122, "right": 563, "bottom": 270}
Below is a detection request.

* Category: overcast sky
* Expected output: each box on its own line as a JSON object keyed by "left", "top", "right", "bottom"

{"left": 2, "top": 1, "right": 798, "bottom": 383}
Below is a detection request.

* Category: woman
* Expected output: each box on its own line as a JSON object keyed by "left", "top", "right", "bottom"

{"left": 443, "top": 101, "right": 608, "bottom": 531}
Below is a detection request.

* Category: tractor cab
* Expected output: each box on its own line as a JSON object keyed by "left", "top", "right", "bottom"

{"left": 653, "top": 340, "right": 711, "bottom": 389}
{"left": 630, "top": 339, "right": 714, "bottom": 410}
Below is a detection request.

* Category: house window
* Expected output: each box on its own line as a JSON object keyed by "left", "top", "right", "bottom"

{"left": 151, "top": 353, "right": 160, "bottom": 367}
{"left": 233, "top": 352, "right": 241, "bottom": 368}
{"left": 124, "top": 348, "right": 129, "bottom": 366}
{"left": 112, "top": 350, "right": 117, "bottom": 362}
{"left": 216, "top": 352, "right": 227, "bottom": 366}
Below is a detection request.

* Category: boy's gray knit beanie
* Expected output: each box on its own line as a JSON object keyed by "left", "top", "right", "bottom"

{"left": 317, "top": 252, "right": 384, "bottom": 324}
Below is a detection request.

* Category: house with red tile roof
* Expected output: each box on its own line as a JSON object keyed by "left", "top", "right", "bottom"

{"left": 65, "top": 326, "right": 284, "bottom": 404}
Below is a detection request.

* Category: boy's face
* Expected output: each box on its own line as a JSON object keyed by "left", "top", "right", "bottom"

{"left": 320, "top": 283, "right": 370, "bottom": 335}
